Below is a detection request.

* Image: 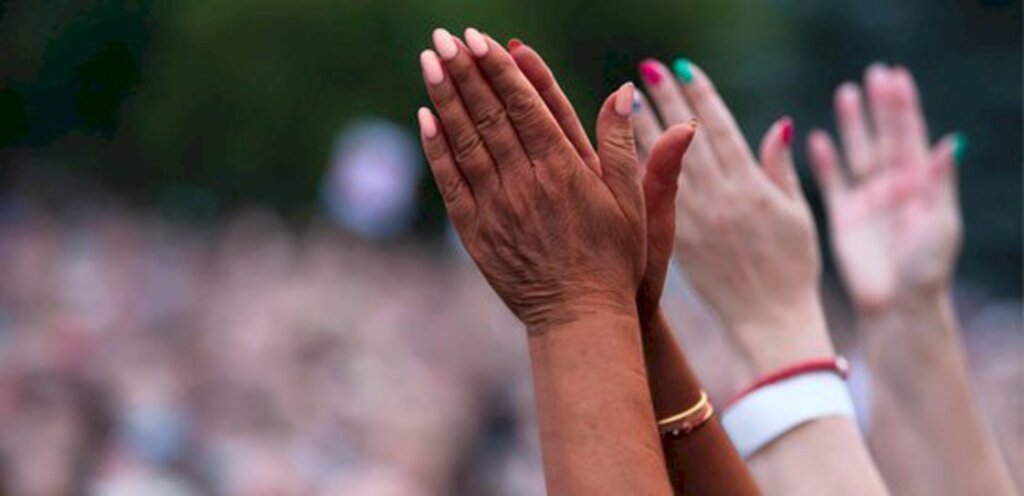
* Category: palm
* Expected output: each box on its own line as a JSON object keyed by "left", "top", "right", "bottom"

{"left": 829, "top": 161, "right": 961, "bottom": 309}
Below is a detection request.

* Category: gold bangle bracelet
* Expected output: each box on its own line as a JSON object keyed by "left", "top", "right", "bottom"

{"left": 657, "top": 391, "right": 714, "bottom": 437}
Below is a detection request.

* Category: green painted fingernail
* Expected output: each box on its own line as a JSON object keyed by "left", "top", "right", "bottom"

{"left": 672, "top": 58, "right": 694, "bottom": 84}
{"left": 952, "top": 132, "right": 967, "bottom": 165}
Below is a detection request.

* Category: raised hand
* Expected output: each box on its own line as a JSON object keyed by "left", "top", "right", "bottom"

{"left": 418, "top": 28, "right": 645, "bottom": 332}
{"left": 635, "top": 59, "right": 832, "bottom": 374}
{"left": 635, "top": 57, "right": 889, "bottom": 496}
{"left": 809, "top": 66, "right": 1015, "bottom": 496}
{"left": 418, "top": 29, "right": 700, "bottom": 495}
{"left": 807, "top": 65, "right": 963, "bottom": 313}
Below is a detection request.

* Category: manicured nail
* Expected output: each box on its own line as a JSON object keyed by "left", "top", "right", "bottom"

{"left": 465, "top": 28, "right": 489, "bottom": 57}
{"left": 672, "top": 58, "right": 694, "bottom": 83}
{"left": 420, "top": 50, "right": 444, "bottom": 85}
{"left": 638, "top": 59, "right": 662, "bottom": 85}
{"left": 615, "top": 83, "right": 634, "bottom": 117}
{"left": 432, "top": 28, "right": 458, "bottom": 60}
{"left": 779, "top": 116, "right": 794, "bottom": 146}
{"left": 508, "top": 38, "right": 524, "bottom": 51}
{"left": 417, "top": 107, "right": 437, "bottom": 139}
{"left": 952, "top": 132, "right": 967, "bottom": 165}
{"left": 632, "top": 90, "right": 643, "bottom": 113}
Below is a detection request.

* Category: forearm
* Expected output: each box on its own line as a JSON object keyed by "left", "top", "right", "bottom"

{"left": 643, "top": 311, "right": 760, "bottom": 495}
{"left": 732, "top": 295, "right": 889, "bottom": 496}
{"left": 527, "top": 310, "right": 672, "bottom": 495}
{"left": 862, "top": 291, "right": 1015, "bottom": 495}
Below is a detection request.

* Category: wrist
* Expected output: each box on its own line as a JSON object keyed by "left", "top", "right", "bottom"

{"left": 524, "top": 293, "right": 638, "bottom": 336}
{"left": 854, "top": 280, "right": 952, "bottom": 317}
{"left": 728, "top": 292, "right": 836, "bottom": 380}
{"left": 528, "top": 295, "right": 638, "bottom": 336}
{"left": 860, "top": 288, "right": 955, "bottom": 338}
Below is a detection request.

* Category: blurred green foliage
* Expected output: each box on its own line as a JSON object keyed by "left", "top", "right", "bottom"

{"left": 0, "top": 0, "right": 1020, "bottom": 294}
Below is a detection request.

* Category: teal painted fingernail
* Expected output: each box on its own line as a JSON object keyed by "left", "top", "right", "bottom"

{"left": 672, "top": 58, "right": 694, "bottom": 83}
{"left": 952, "top": 132, "right": 967, "bottom": 165}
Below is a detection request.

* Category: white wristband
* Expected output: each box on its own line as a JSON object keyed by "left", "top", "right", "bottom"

{"left": 722, "top": 371, "right": 856, "bottom": 459}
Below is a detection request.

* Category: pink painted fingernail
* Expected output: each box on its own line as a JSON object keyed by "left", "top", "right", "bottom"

{"left": 417, "top": 107, "right": 437, "bottom": 138}
{"left": 507, "top": 38, "right": 524, "bottom": 51}
{"left": 615, "top": 83, "right": 634, "bottom": 117}
{"left": 432, "top": 28, "right": 458, "bottom": 60}
{"left": 465, "top": 27, "right": 489, "bottom": 57}
{"left": 779, "top": 116, "right": 794, "bottom": 146}
{"left": 420, "top": 50, "right": 444, "bottom": 85}
{"left": 639, "top": 59, "right": 662, "bottom": 86}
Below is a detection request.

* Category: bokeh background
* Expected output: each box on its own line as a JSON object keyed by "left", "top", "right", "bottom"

{"left": 0, "top": 1, "right": 1020, "bottom": 494}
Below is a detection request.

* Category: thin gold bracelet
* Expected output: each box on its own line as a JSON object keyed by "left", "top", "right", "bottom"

{"left": 657, "top": 391, "right": 714, "bottom": 437}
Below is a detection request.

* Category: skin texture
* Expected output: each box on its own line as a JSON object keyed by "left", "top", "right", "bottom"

{"left": 808, "top": 65, "right": 1016, "bottom": 495}
{"left": 510, "top": 40, "right": 761, "bottom": 496}
{"left": 419, "top": 28, "right": 698, "bottom": 494}
{"left": 635, "top": 59, "right": 888, "bottom": 496}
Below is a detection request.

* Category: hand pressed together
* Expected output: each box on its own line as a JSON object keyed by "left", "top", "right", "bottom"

{"left": 419, "top": 29, "right": 687, "bottom": 332}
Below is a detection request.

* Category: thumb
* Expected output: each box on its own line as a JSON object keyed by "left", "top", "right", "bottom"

{"left": 644, "top": 121, "right": 697, "bottom": 230}
{"left": 597, "top": 83, "right": 643, "bottom": 224}
{"left": 642, "top": 122, "right": 696, "bottom": 292}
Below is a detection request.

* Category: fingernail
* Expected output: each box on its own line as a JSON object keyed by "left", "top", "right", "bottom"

{"left": 952, "top": 132, "right": 967, "bottom": 165}
{"left": 632, "top": 90, "right": 643, "bottom": 113}
{"left": 672, "top": 58, "right": 694, "bottom": 84}
{"left": 508, "top": 38, "right": 524, "bottom": 51}
{"left": 638, "top": 59, "right": 662, "bottom": 86}
{"left": 418, "top": 107, "right": 437, "bottom": 138}
{"left": 465, "top": 28, "right": 489, "bottom": 57}
{"left": 420, "top": 50, "right": 444, "bottom": 85}
{"left": 779, "top": 116, "right": 794, "bottom": 146}
{"left": 615, "top": 83, "right": 634, "bottom": 117}
{"left": 432, "top": 28, "right": 458, "bottom": 60}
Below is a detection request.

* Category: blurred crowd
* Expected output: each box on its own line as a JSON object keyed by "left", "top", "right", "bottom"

{"left": 0, "top": 196, "right": 1019, "bottom": 495}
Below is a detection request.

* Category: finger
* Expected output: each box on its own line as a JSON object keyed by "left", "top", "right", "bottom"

{"left": 930, "top": 132, "right": 965, "bottom": 187}
{"left": 865, "top": 64, "right": 898, "bottom": 171}
{"left": 889, "top": 66, "right": 930, "bottom": 169}
{"left": 644, "top": 122, "right": 697, "bottom": 219}
{"left": 420, "top": 49, "right": 499, "bottom": 195}
{"left": 807, "top": 130, "right": 849, "bottom": 208}
{"left": 758, "top": 116, "right": 801, "bottom": 197}
{"left": 418, "top": 107, "right": 476, "bottom": 230}
{"left": 508, "top": 38, "right": 600, "bottom": 173}
{"left": 597, "top": 83, "right": 644, "bottom": 224}
{"left": 834, "top": 82, "right": 876, "bottom": 179}
{"left": 632, "top": 90, "right": 664, "bottom": 165}
{"left": 465, "top": 28, "right": 575, "bottom": 172}
{"left": 637, "top": 59, "right": 719, "bottom": 185}
{"left": 643, "top": 122, "right": 697, "bottom": 286}
{"left": 433, "top": 29, "right": 529, "bottom": 179}
{"left": 673, "top": 59, "right": 757, "bottom": 174}
{"left": 639, "top": 59, "right": 691, "bottom": 126}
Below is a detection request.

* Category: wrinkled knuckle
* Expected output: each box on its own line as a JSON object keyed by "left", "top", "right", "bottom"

{"left": 441, "top": 175, "right": 468, "bottom": 205}
{"left": 451, "top": 130, "right": 485, "bottom": 164}
{"left": 602, "top": 133, "right": 636, "bottom": 161}
{"left": 505, "top": 90, "right": 544, "bottom": 125}
{"left": 474, "top": 105, "right": 509, "bottom": 134}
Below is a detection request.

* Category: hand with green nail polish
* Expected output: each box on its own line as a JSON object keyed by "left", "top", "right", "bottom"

{"left": 807, "top": 65, "right": 964, "bottom": 313}
{"left": 809, "top": 65, "right": 1016, "bottom": 496}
